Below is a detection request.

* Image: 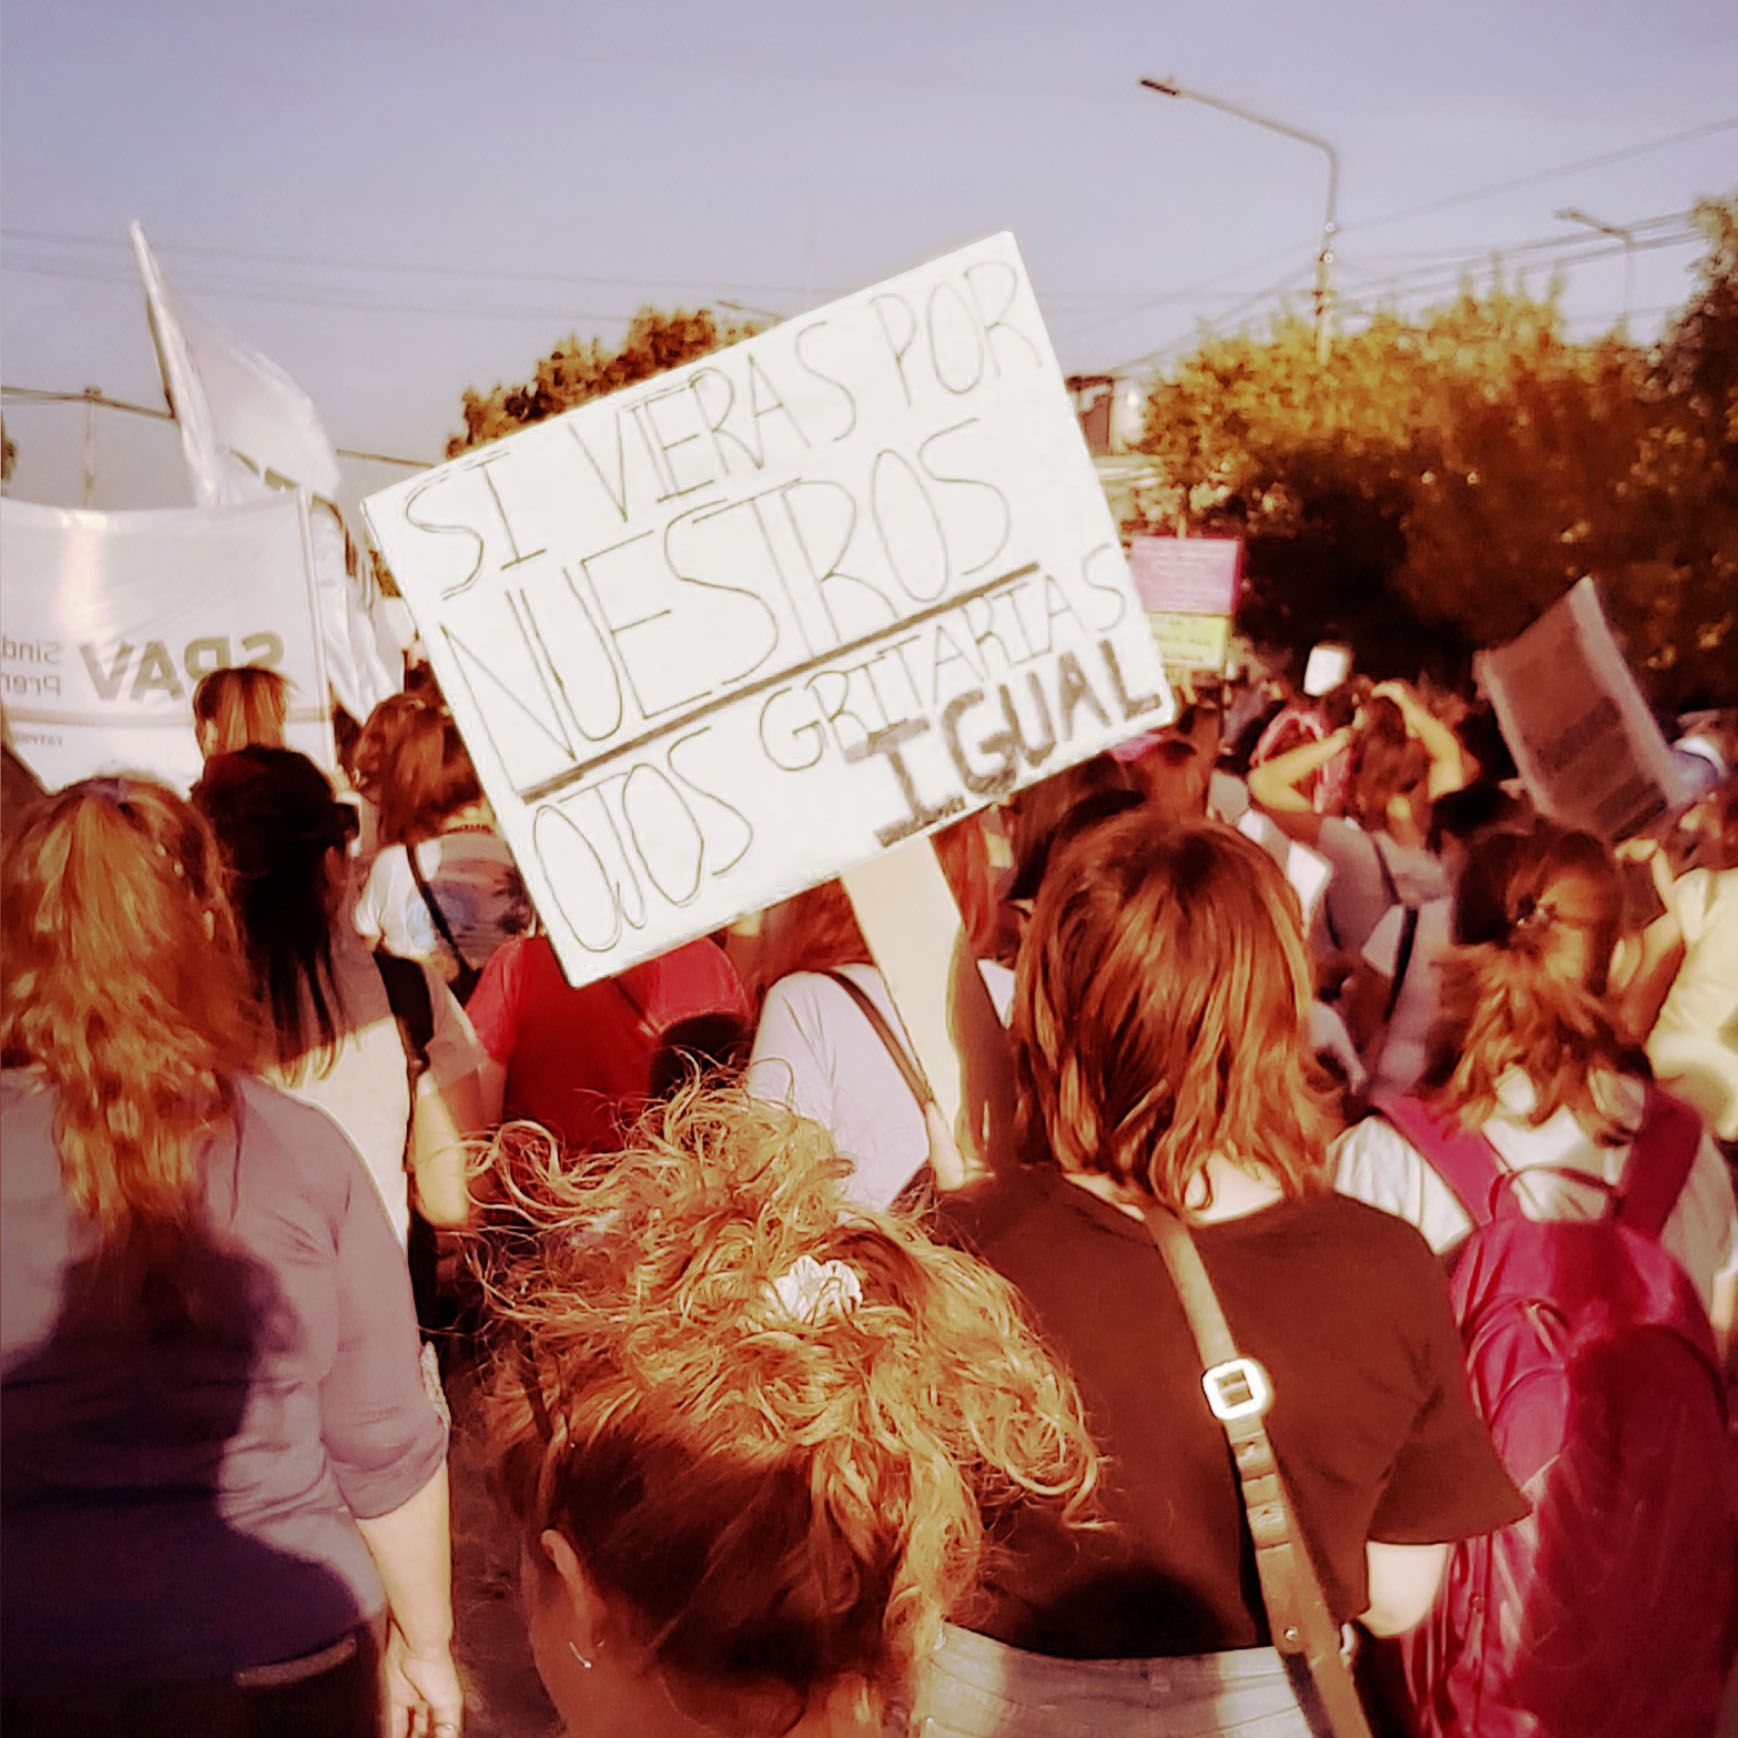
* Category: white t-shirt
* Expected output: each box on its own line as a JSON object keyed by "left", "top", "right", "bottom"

{"left": 1333, "top": 1070, "right": 1738, "bottom": 1322}
{"left": 1647, "top": 865, "right": 1738, "bottom": 1141}
{"left": 746, "top": 961, "right": 1016, "bottom": 1210}
{"left": 267, "top": 929, "right": 490, "bottom": 1244}
{"left": 353, "top": 830, "right": 532, "bottom": 990}
{"left": 1313, "top": 819, "right": 1444, "bottom": 961}
{"left": 1360, "top": 897, "right": 1452, "bottom": 1096}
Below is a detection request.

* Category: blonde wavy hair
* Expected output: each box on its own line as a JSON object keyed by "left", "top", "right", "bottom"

{"left": 478, "top": 1088, "right": 1099, "bottom": 1733}
{"left": 1422, "top": 825, "right": 1643, "bottom": 1144}
{"left": 1, "top": 776, "right": 255, "bottom": 1254}
{"left": 1015, "top": 811, "right": 1340, "bottom": 1206}
{"left": 191, "top": 665, "right": 290, "bottom": 758}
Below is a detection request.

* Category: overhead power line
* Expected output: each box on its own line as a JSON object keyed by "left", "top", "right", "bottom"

{"left": 0, "top": 384, "right": 430, "bottom": 469}
{"left": 1341, "top": 115, "right": 1738, "bottom": 236}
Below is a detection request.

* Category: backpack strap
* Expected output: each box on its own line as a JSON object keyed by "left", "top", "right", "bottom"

{"left": 820, "top": 969, "right": 936, "bottom": 1113}
{"left": 1615, "top": 1087, "right": 1703, "bottom": 1240}
{"left": 406, "top": 845, "right": 474, "bottom": 982}
{"left": 1373, "top": 1091, "right": 1509, "bottom": 1228}
{"left": 374, "top": 948, "right": 435, "bottom": 1087}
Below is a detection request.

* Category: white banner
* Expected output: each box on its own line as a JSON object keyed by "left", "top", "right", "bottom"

{"left": 365, "top": 232, "right": 1171, "bottom": 987}
{"left": 0, "top": 493, "right": 333, "bottom": 794}
{"left": 1475, "top": 577, "right": 1679, "bottom": 840}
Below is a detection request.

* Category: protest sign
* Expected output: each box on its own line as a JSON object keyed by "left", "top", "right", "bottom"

{"left": 0, "top": 493, "right": 333, "bottom": 794}
{"left": 1475, "top": 577, "right": 1678, "bottom": 840}
{"left": 364, "top": 232, "right": 1172, "bottom": 988}
{"left": 1128, "top": 534, "right": 1240, "bottom": 678}
{"left": 1149, "top": 610, "right": 1232, "bottom": 675}
{"left": 1128, "top": 535, "right": 1242, "bottom": 617}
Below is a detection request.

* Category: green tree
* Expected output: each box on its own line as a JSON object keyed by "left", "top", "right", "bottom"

{"left": 446, "top": 305, "right": 761, "bottom": 457}
{"left": 1137, "top": 196, "right": 1738, "bottom": 704}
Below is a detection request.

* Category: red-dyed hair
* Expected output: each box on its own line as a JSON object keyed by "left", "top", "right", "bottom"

{"left": 1014, "top": 813, "right": 1338, "bottom": 1207}
{"left": 352, "top": 693, "right": 481, "bottom": 845}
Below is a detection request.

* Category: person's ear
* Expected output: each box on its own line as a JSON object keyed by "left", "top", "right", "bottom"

{"left": 538, "top": 1527, "right": 612, "bottom": 1654}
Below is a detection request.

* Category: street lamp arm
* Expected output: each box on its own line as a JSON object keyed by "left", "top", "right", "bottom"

{"left": 1139, "top": 78, "right": 1338, "bottom": 227}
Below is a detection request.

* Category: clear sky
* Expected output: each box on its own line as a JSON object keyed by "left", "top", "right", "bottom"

{"left": 4, "top": 0, "right": 1735, "bottom": 514}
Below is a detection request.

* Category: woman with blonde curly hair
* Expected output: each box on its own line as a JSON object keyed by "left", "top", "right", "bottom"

{"left": 478, "top": 1088, "right": 1099, "bottom": 1737}
{"left": 920, "top": 812, "right": 1523, "bottom": 1736}
{"left": 1, "top": 776, "right": 459, "bottom": 1738}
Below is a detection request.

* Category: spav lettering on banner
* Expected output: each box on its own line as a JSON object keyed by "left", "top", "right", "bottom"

{"left": 1, "top": 492, "right": 333, "bottom": 794}
{"left": 364, "top": 232, "right": 1172, "bottom": 987}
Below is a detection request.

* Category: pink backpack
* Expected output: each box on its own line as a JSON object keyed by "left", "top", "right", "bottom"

{"left": 1376, "top": 1088, "right": 1738, "bottom": 1738}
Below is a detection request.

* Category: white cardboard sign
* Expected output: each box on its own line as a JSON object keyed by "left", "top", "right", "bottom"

{"left": 1, "top": 493, "right": 333, "bottom": 795}
{"left": 364, "top": 233, "right": 1171, "bottom": 987}
{"left": 1475, "top": 577, "right": 1678, "bottom": 841}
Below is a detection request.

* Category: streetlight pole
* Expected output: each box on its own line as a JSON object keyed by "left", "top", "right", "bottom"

{"left": 1141, "top": 77, "right": 1340, "bottom": 362}
{"left": 1554, "top": 207, "right": 1638, "bottom": 326}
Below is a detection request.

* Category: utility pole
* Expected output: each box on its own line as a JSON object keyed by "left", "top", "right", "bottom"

{"left": 81, "top": 385, "right": 101, "bottom": 506}
{"left": 1141, "top": 78, "right": 1341, "bottom": 362}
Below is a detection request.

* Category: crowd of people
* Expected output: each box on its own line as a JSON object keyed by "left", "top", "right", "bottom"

{"left": 3, "top": 649, "right": 1737, "bottom": 1738}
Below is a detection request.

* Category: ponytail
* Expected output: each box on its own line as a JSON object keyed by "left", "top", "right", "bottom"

{"left": 1422, "top": 825, "right": 1642, "bottom": 1142}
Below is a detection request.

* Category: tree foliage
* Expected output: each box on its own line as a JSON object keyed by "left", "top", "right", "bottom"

{"left": 1136, "top": 193, "right": 1738, "bottom": 705}
{"left": 446, "top": 305, "right": 760, "bottom": 457}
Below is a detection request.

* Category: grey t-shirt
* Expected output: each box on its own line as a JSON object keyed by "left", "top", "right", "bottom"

{"left": 1, "top": 1072, "right": 448, "bottom": 1692}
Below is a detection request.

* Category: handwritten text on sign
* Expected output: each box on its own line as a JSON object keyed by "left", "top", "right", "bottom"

{"left": 363, "top": 234, "right": 1171, "bottom": 987}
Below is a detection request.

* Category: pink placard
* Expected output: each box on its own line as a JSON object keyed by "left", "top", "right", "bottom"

{"left": 1128, "top": 535, "right": 1242, "bottom": 617}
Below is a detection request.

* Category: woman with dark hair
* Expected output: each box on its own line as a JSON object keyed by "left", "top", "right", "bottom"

{"left": 480, "top": 1088, "right": 1100, "bottom": 1738}
{"left": 918, "top": 813, "right": 1523, "bottom": 1736}
{"left": 195, "top": 746, "right": 500, "bottom": 1239}
{"left": 1335, "top": 823, "right": 1738, "bottom": 1347}
{"left": 352, "top": 695, "right": 532, "bottom": 996}
{"left": 1, "top": 776, "right": 459, "bottom": 1737}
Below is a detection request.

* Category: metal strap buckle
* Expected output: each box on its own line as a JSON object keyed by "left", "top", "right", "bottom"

{"left": 1201, "top": 1356, "right": 1273, "bottom": 1421}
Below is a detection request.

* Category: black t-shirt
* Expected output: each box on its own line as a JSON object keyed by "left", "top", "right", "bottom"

{"left": 935, "top": 1164, "right": 1526, "bottom": 1659}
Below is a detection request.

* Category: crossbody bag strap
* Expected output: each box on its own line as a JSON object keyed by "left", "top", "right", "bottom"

{"left": 821, "top": 969, "right": 936, "bottom": 1111}
{"left": 1137, "top": 1201, "right": 1375, "bottom": 1738}
{"left": 406, "top": 845, "right": 474, "bottom": 978}
{"left": 1382, "top": 904, "right": 1422, "bottom": 1024}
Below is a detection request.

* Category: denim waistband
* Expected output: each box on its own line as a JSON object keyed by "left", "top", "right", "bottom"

{"left": 897, "top": 1623, "right": 1318, "bottom": 1738}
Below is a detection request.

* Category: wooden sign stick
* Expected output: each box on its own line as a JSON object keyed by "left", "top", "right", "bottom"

{"left": 842, "top": 834, "right": 1015, "bottom": 1190}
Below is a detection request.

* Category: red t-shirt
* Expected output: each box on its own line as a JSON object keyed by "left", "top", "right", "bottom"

{"left": 466, "top": 935, "right": 748, "bottom": 1151}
